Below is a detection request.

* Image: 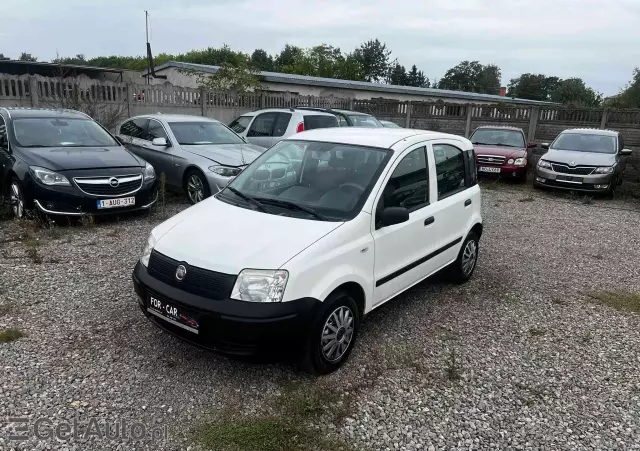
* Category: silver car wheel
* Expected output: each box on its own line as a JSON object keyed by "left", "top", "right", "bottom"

{"left": 461, "top": 240, "right": 477, "bottom": 276}
{"left": 321, "top": 306, "right": 355, "bottom": 362}
{"left": 10, "top": 182, "right": 25, "bottom": 218}
{"left": 187, "top": 174, "right": 205, "bottom": 203}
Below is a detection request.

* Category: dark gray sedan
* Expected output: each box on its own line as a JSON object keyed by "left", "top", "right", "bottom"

{"left": 117, "top": 115, "right": 265, "bottom": 204}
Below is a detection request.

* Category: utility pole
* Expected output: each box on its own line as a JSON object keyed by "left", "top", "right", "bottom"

{"left": 145, "top": 10, "right": 150, "bottom": 85}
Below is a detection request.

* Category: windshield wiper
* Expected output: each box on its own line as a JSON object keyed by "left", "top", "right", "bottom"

{"left": 224, "top": 187, "right": 270, "bottom": 213}
{"left": 253, "top": 197, "right": 329, "bottom": 221}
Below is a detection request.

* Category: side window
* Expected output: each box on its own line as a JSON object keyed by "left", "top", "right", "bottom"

{"left": 229, "top": 116, "right": 252, "bottom": 134}
{"left": 433, "top": 144, "right": 466, "bottom": 198}
{"left": 120, "top": 119, "right": 149, "bottom": 140}
{"left": 272, "top": 113, "right": 292, "bottom": 137}
{"left": 247, "top": 113, "right": 277, "bottom": 137}
{"left": 0, "top": 116, "right": 7, "bottom": 151}
{"left": 148, "top": 120, "right": 168, "bottom": 141}
{"left": 379, "top": 147, "right": 429, "bottom": 214}
{"left": 336, "top": 114, "right": 349, "bottom": 127}
{"left": 466, "top": 148, "right": 477, "bottom": 186}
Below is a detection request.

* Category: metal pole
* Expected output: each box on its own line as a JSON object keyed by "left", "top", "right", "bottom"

{"left": 145, "top": 11, "right": 149, "bottom": 85}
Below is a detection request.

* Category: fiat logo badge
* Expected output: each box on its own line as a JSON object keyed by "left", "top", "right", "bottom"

{"left": 175, "top": 265, "right": 187, "bottom": 281}
{"left": 109, "top": 177, "right": 120, "bottom": 187}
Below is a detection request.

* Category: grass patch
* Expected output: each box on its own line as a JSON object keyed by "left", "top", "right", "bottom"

{"left": 518, "top": 196, "right": 535, "bottom": 202}
{"left": 23, "top": 238, "right": 42, "bottom": 264}
{"left": 0, "top": 328, "right": 26, "bottom": 343}
{"left": 529, "top": 327, "right": 546, "bottom": 337}
{"left": 587, "top": 290, "right": 640, "bottom": 313}
{"left": 445, "top": 347, "right": 461, "bottom": 381}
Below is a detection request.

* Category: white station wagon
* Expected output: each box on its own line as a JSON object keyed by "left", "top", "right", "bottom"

{"left": 132, "top": 128, "right": 483, "bottom": 374}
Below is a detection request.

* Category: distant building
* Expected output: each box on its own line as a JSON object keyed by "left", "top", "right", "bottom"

{"left": 143, "top": 61, "right": 555, "bottom": 106}
{"left": 0, "top": 59, "right": 139, "bottom": 83}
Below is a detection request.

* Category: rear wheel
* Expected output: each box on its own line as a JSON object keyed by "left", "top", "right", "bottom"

{"left": 301, "top": 290, "right": 360, "bottom": 375}
{"left": 448, "top": 231, "right": 479, "bottom": 283}
{"left": 184, "top": 169, "right": 211, "bottom": 205}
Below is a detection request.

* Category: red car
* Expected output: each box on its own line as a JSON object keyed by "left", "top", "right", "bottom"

{"left": 469, "top": 126, "right": 536, "bottom": 182}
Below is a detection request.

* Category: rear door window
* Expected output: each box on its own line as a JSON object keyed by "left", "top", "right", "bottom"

{"left": 229, "top": 116, "right": 252, "bottom": 134}
{"left": 304, "top": 115, "right": 339, "bottom": 130}
{"left": 273, "top": 113, "right": 292, "bottom": 137}
{"left": 247, "top": 113, "right": 277, "bottom": 137}
{"left": 120, "top": 119, "right": 149, "bottom": 140}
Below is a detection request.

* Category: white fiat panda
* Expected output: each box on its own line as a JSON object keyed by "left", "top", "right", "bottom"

{"left": 132, "top": 128, "right": 483, "bottom": 374}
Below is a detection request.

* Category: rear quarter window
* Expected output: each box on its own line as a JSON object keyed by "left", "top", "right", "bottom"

{"left": 304, "top": 115, "right": 339, "bottom": 130}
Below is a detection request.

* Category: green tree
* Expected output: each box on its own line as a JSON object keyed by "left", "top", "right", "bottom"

{"left": 550, "top": 78, "right": 601, "bottom": 106}
{"left": 275, "top": 44, "right": 304, "bottom": 72}
{"left": 0, "top": 53, "right": 9, "bottom": 60}
{"left": 352, "top": 39, "right": 391, "bottom": 82}
{"left": 406, "top": 65, "right": 429, "bottom": 88}
{"left": 18, "top": 52, "right": 37, "bottom": 62}
{"left": 438, "top": 61, "right": 500, "bottom": 94}
{"left": 183, "top": 55, "right": 261, "bottom": 93}
{"left": 607, "top": 68, "right": 640, "bottom": 108}
{"left": 507, "top": 74, "right": 560, "bottom": 101}
{"left": 250, "top": 49, "right": 275, "bottom": 72}
{"left": 387, "top": 63, "right": 407, "bottom": 85}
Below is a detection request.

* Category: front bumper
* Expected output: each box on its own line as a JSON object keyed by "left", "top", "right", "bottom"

{"left": 534, "top": 167, "right": 615, "bottom": 192}
{"left": 204, "top": 172, "right": 234, "bottom": 194}
{"left": 476, "top": 162, "right": 527, "bottom": 178}
{"left": 32, "top": 179, "right": 158, "bottom": 216}
{"left": 132, "top": 262, "right": 321, "bottom": 356}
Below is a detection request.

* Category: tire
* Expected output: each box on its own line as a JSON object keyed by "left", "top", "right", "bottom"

{"left": 184, "top": 169, "right": 211, "bottom": 205}
{"left": 448, "top": 231, "right": 479, "bottom": 283}
{"left": 9, "top": 177, "right": 28, "bottom": 219}
{"left": 301, "top": 290, "right": 360, "bottom": 375}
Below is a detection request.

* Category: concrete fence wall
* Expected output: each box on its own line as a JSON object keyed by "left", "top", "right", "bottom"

{"left": 2, "top": 73, "right": 639, "bottom": 182}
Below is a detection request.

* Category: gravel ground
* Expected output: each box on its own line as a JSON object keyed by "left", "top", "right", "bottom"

{"left": 1, "top": 184, "right": 640, "bottom": 450}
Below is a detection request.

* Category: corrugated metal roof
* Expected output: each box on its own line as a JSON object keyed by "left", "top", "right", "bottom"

{"left": 146, "top": 61, "right": 558, "bottom": 106}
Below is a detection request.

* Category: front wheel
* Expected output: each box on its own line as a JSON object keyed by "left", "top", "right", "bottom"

{"left": 448, "top": 231, "right": 479, "bottom": 283}
{"left": 9, "top": 177, "right": 27, "bottom": 219}
{"left": 184, "top": 169, "right": 211, "bottom": 205}
{"left": 301, "top": 290, "right": 360, "bottom": 375}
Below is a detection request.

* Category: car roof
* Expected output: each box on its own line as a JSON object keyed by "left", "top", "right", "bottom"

{"left": 0, "top": 107, "right": 91, "bottom": 119}
{"left": 561, "top": 128, "right": 619, "bottom": 136}
{"left": 474, "top": 125, "right": 524, "bottom": 132}
{"left": 289, "top": 127, "right": 469, "bottom": 149}
{"left": 131, "top": 114, "right": 220, "bottom": 123}
{"left": 330, "top": 109, "right": 372, "bottom": 116}
{"left": 240, "top": 108, "right": 336, "bottom": 117}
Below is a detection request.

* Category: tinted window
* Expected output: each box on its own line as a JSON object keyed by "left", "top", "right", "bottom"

{"left": 470, "top": 128, "right": 525, "bottom": 148}
{"left": 304, "top": 115, "right": 339, "bottom": 130}
{"left": 247, "top": 113, "right": 277, "bottom": 137}
{"left": 380, "top": 147, "right": 429, "bottom": 212}
{"left": 433, "top": 144, "right": 466, "bottom": 198}
{"left": 120, "top": 119, "right": 148, "bottom": 139}
{"left": 229, "top": 116, "right": 252, "bottom": 134}
{"left": 466, "top": 148, "right": 477, "bottom": 186}
{"left": 336, "top": 114, "right": 349, "bottom": 127}
{"left": 13, "top": 118, "right": 119, "bottom": 148}
{"left": 0, "top": 116, "right": 7, "bottom": 151}
{"left": 148, "top": 120, "right": 168, "bottom": 140}
{"left": 551, "top": 133, "right": 616, "bottom": 154}
{"left": 223, "top": 140, "right": 390, "bottom": 221}
{"left": 273, "top": 113, "right": 292, "bottom": 137}
{"left": 169, "top": 122, "right": 244, "bottom": 145}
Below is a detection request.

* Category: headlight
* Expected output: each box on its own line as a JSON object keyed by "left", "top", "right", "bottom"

{"left": 231, "top": 269, "right": 289, "bottom": 303}
{"left": 140, "top": 233, "right": 156, "bottom": 267}
{"left": 595, "top": 166, "right": 614, "bottom": 174}
{"left": 30, "top": 166, "right": 70, "bottom": 186}
{"left": 537, "top": 160, "right": 552, "bottom": 169}
{"left": 209, "top": 165, "right": 242, "bottom": 177}
{"left": 514, "top": 158, "right": 526, "bottom": 166}
{"left": 507, "top": 158, "right": 514, "bottom": 164}
{"left": 144, "top": 162, "right": 156, "bottom": 181}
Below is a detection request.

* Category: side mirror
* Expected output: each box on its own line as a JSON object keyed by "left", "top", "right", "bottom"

{"left": 152, "top": 137, "right": 168, "bottom": 147}
{"left": 527, "top": 142, "right": 537, "bottom": 148}
{"left": 380, "top": 207, "right": 409, "bottom": 228}
{"left": 541, "top": 143, "right": 550, "bottom": 150}
{"left": 620, "top": 148, "right": 633, "bottom": 156}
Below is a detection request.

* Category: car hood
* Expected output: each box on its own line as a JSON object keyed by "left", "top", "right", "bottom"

{"left": 152, "top": 197, "right": 343, "bottom": 274}
{"left": 541, "top": 149, "right": 616, "bottom": 166}
{"left": 473, "top": 145, "right": 526, "bottom": 158}
{"left": 181, "top": 143, "right": 264, "bottom": 167}
{"left": 20, "top": 146, "right": 144, "bottom": 171}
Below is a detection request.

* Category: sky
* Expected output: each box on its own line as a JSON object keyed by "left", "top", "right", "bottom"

{"left": 1, "top": 0, "right": 638, "bottom": 96}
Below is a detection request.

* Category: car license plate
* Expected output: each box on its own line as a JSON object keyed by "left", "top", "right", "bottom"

{"left": 478, "top": 166, "right": 501, "bottom": 173}
{"left": 97, "top": 197, "right": 135, "bottom": 209}
{"left": 147, "top": 295, "right": 200, "bottom": 334}
{"left": 556, "top": 175, "right": 583, "bottom": 184}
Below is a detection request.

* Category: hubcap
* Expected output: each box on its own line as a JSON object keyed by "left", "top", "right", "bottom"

{"left": 321, "top": 306, "right": 355, "bottom": 362}
{"left": 10, "top": 182, "right": 24, "bottom": 218}
{"left": 187, "top": 175, "right": 204, "bottom": 203}
{"left": 461, "top": 240, "right": 477, "bottom": 276}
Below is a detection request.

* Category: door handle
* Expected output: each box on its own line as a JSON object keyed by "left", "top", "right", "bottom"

{"left": 464, "top": 199, "right": 472, "bottom": 207}
{"left": 424, "top": 216, "right": 435, "bottom": 226}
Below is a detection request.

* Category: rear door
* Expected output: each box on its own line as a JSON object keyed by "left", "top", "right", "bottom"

{"left": 272, "top": 112, "right": 292, "bottom": 145}
{"left": 119, "top": 118, "right": 149, "bottom": 159}
{"left": 246, "top": 112, "right": 277, "bottom": 147}
{"left": 304, "top": 114, "right": 339, "bottom": 131}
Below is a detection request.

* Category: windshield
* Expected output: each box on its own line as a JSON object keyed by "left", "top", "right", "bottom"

{"left": 348, "top": 114, "right": 384, "bottom": 128}
{"left": 169, "top": 121, "right": 244, "bottom": 145}
{"left": 551, "top": 133, "right": 616, "bottom": 154}
{"left": 220, "top": 139, "right": 391, "bottom": 221}
{"left": 13, "top": 118, "right": 118, "bottom": 148}
{"left": 470, "top": 129, "right": 525, "bottom": 148}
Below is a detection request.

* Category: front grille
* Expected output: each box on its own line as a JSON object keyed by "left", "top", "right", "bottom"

{"left": 550, "top": 164, "right": 595, "bottom": 175}
{"left": 147, "top": 250, "right": 236, "bottom": 300}
{"left": 477, "top": 155, "right": 506, "bottom": 165}
{"left": 74, "top": 174, "right": 143, "bottom": 197}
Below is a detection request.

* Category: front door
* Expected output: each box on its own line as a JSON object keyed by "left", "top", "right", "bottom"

{"left": 371, "top": 144, "right": 440, "bottom": 306}
{"left": 145, "top": 119, "right": 178, "bottom": 185}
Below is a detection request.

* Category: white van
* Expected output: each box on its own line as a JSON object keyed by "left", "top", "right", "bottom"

{"left": 132, "top": 128, "right": 483, "bottom": 374}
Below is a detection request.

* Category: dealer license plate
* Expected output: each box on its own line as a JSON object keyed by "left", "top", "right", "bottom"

{"left": 478, "top": 166, "right": 501, "bottom": 173}
{"left": 147, "top": 295, "right": 200, "bottom": 334}
{"left": 556, "top": 175, "right": 583, "bottom": 184}
{"left": 97, "top": 197, "right": 135, "bottom": 209}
